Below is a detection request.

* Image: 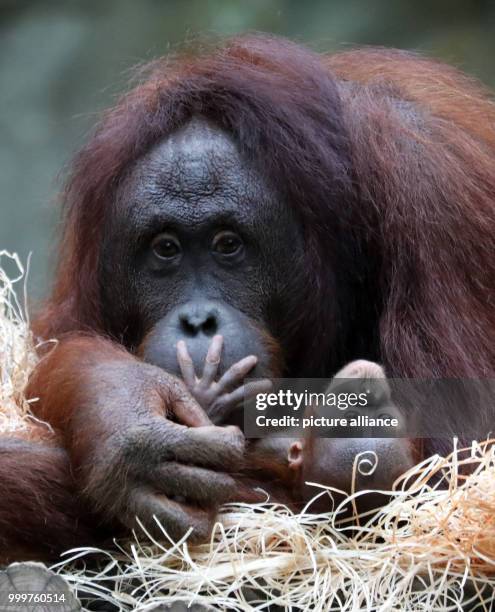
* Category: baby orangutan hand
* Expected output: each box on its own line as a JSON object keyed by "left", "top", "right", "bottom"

{"left": 177, "top": 334, "right": 272, "bottom": 425}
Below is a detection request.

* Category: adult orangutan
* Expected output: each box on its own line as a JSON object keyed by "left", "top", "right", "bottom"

{"left": 1, "top": 35, "right": 495, "bottom": 561}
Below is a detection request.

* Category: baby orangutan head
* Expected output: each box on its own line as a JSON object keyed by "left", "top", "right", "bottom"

{"left": 287, "top": 360, "right": 415, "bottom": 511}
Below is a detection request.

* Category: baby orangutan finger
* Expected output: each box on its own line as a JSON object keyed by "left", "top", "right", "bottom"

{"left": 242, "top": 378, "right": 273, "bottom": 401}
{"left": 209, "top": 378, "right": 273, "bottom": 424}
{"left": 199, "top": 334, "right": 223, "bottom": 388}
{"left": 215, "top": 355, "right": 258, "bottom": 394}
{"left": 176, "top": 340, "right": 197, "bottom": 388}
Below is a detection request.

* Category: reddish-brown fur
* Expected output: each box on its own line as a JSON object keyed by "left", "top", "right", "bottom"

{"left": 2, "top": 35, "right": 495, "bottom": 560}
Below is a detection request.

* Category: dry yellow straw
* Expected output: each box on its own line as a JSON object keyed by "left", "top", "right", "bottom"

{"left": 51, "top": 441, "right": 495, "bottom": 611}
{"left": 1, "top": 254, "right": 495, "bottom": 610}
{"left": 0, "top": 251, "right": 40, "bottom": 433}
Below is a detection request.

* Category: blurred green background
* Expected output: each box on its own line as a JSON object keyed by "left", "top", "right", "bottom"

{"left": 1, "top": 0, "right": 494, "bottom": 298}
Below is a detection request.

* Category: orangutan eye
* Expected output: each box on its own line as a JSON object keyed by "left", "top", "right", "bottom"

{"left": 212, "top": 231, "right": 243, "bottom": 257}
{"left": 151, "top": 233, "right": 181, "bottom": 260}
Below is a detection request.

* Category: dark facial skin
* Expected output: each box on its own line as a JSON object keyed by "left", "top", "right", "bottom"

{"left": 53, "top": 118, "right": 305, "bottom": 542}
{"left": 77, "top": 120, "right": 414, "bottom": 541}
{"left": 100, "top": 117, "right": 305, "bottom": 380}
{"left": 24, "top": 119, "right": 306, "bottom": 553}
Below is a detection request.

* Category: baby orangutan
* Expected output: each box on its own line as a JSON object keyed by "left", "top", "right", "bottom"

{"left": 177, "top": 337, "right": 415, "bottom": 510}
{"left": 285, "top": 361, "right": 415, "bottom": 510}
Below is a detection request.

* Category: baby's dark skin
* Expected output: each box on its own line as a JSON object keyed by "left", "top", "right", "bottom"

{"left": 176, "top": 337, "right": 414, "bottom": 508}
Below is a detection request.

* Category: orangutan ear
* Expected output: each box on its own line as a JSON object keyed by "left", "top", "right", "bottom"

{"left": 288, "top": 440, "right": 304, "bottom": 470}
